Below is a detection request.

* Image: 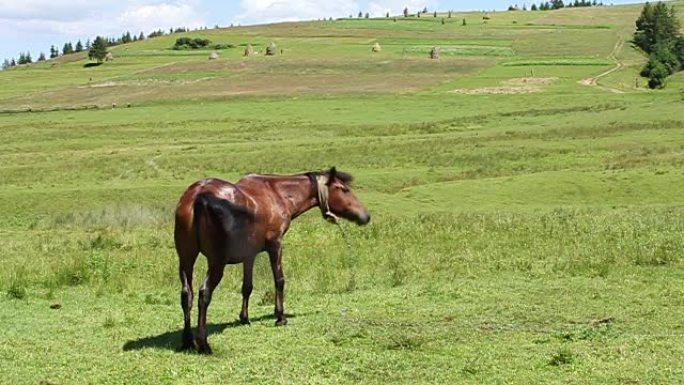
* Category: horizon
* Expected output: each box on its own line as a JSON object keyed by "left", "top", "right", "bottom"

{"left": 1, "top": 0, "right": 643, "bottom": 63}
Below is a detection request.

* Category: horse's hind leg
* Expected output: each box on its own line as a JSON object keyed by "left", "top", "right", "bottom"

{"left": 176, "top": 225, "right": 199, "bottom": 351}
{"left": 239, "top": 257, "right": 255, "bottom": 324}
{"left": 196, "top": 259, "right": 224, "bottom": 354}
{"left": 177, "top": 244, "right": 199, "bottom": 350}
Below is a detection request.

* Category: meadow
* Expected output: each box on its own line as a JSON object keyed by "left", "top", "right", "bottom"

{"left": 1, "top": 2, "right": 684, "bottom": 384}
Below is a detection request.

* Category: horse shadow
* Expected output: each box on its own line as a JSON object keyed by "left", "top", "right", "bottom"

{"left": 122, "top": 313, "right": 298, "bottom": 352}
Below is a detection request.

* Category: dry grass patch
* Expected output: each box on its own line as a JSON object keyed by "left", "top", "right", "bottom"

{"left": 450, "top": 77, "right": 558, "bottom": 94}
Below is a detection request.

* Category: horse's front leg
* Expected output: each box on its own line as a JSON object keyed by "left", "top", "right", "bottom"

{"left": 267, "top": 240, "right": 287, "bottom": 326}
{"left": 239, "top": 257, "right": 254, "bottom": 324}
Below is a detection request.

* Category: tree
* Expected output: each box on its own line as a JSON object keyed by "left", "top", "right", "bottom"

{"left": 138, "top": 32, "right": 145, "bottom": 41}
{"left": 531, "top": 4, "right": 538, "bottom": 10}
{"left": 49, "top": 45, "right": 59, "bottom": 59}
{"left": 403, "top": 7, "right": 409, "bottom": 17}
{"left": 386, "top": 12, "right": 390, "bottom": 18}
{"left": 2, "top": 59, "right": 10, "bottom": 70}
{"left": 365, "top": 12, "right": 369, "bottom": 18}
{"left": 634, "top": 2, "right": 683, "bottom": 88}
{"left": 358, "top": 11, "right": 363, "bottom": 18}
{"left": 75, "top": 40, "right": 84, "bottom": 52}
{"left": 88, "top": 36, "right": 109, "bottom": 63}
{"left": 62, "top": 42, "right": 74, "bottom": 55}
{"left": 422, "top": 6, "right": 428, "bottom": 13}
{"left": 10, "top": 59, "right": 16, "bottom": 67}
{"left": 38, "top": 52, "right": 46, "bottom": 61}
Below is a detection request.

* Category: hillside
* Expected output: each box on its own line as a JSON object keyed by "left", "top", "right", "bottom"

{"left": 2, "top": 2, "right": 684, "bottom": 384}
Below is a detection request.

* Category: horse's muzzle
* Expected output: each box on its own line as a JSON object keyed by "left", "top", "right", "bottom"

{"left": 357, "top": 212, "right": 371, "bottom": 226}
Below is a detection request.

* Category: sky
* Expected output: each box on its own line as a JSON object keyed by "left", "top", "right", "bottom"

{"left": 0, "top": 0, "right": 641, "bottom": 62}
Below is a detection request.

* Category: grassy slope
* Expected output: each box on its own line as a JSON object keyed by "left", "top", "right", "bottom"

{"left": 2, "top": 2, "right": 684, "bottom": 384}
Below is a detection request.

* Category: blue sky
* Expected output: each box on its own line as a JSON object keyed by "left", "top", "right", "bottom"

{"left": 0, "top": 0, "right": 640, "bottom": 63}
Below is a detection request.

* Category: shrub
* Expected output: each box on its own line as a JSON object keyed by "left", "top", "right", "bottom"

{"left": 173, "top": 37, "right": 211, "bottom": 50}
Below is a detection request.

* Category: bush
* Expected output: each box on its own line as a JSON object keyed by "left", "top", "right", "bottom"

{"left": 641, "top": 57, "right": 670, "bottom": 89}
{"left": 173, "top": 37, "right": 211, "bottom": 50}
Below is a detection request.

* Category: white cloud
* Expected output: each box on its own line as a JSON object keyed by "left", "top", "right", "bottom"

{"left": 0, "top": 1, "right": 205, "bottom": 37}
{"left": 117, "top": 1, "right": 206, "bottom": 34}
{"left": 235, "top": 0, "right": 360, "bottom": 24}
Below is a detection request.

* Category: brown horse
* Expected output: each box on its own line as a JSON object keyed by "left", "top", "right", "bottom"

{"left": 174, "top": 167, "right": 370, "bottom": 353}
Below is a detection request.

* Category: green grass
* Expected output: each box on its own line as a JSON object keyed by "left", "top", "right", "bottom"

{"left": 2, "top": 1, "right": 684, "bottom": 384}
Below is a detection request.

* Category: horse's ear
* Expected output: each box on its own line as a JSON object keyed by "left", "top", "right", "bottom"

{"left": 327, "top": 166, "right": 337, "bottom": 186}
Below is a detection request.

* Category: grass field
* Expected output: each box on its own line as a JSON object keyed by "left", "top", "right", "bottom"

{"left": 2, "top": 2, "right": 684, "bottom": 384}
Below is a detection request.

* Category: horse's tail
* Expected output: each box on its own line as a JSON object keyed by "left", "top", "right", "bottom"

{"left": 193, "top": 193, "right": 252, "bottom": 239}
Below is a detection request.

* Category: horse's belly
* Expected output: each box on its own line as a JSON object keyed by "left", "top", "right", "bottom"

{"left": 222, "top": 243, "right": 261, "bottom": 265}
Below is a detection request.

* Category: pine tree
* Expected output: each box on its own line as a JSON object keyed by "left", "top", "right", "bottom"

{"left": 2, "top": 59, "right": 10, "bottom": 70}
{"left": 138, "top": 32, "right": 145, "bottom": 41}
{"left": 38, "top": 52, "right": 46, "bottom": 61}
{"left": 49, "top": 45, "right": 59, "bottom": 59}
{"left": 10, "top": 58, "right": 16, "bottom": 67}
{"left": 62, "top": 42, "right": 73, "bottom": 55}
{"left": 88, "top": 36, "right": 109, "bottom": 63}
{"left": 75, "top": 40, "right": 84, "bottom": 52}
{"left": 403, "top": 7, "right": 409, "bottom": 17}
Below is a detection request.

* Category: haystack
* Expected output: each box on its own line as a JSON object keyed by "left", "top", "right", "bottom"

{"left": 372, "top": 42, "right": 382, "bottom": 53}
{"left": 208, "top": 51, "right": 219, "bottom": 60}
{"left": 265, "top": 42, "right": 277, "bottom": 56}
{"left": 430, "top": 46, "right": 440, "bottom": 60}
{"left": 244, "top": 44, "right": 254, "bottom": 56}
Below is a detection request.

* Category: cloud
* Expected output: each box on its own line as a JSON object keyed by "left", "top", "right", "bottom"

{"left": 235, "top": 0, "right": 360, "bottom": 24}
{"left": 0, "top": 1, "right": 206, "bottom": 37}
{"left": 117, "top": 1, "right": 206, "bottom": 33}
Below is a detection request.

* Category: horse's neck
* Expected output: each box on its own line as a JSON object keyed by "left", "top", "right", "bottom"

{"left": 271, "top": 175, "right": 318, "bottom": 220}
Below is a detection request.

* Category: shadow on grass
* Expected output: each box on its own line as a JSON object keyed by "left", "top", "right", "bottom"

{"left": 83, "top": 62, "right": 102, "bottom": 68}
{"left": 122, "top": 313, "right": 298, "bottom": 352}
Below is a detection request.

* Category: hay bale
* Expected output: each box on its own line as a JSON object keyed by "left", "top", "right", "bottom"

{"left": 430, "top": 46, "right": 440, "bottom": 60}
{"left": 372, "top": 42, "right": 382, "bottom": 53}
{"left": 208, "top": 51, "right": 219, "bottom": 60}
{"left": 244, "top": 44, "right": 254, "bottom": 56}
{"left": 265, "top": 42, "right": 277, "bottom": 56}
{"left": 104, "top": 52, "right": 113, "bottom": 62}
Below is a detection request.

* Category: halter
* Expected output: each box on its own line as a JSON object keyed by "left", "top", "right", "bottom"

{"left": 315, "top": 174, "right": 340, "bottom": 223}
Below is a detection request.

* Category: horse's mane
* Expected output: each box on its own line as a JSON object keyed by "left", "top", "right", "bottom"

{"left": 304, "top": 169, "right": 353, "bottom": 184}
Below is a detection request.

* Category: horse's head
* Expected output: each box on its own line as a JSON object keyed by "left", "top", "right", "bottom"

{"left": 317, "top": 167, "right": 370, "bottom": 226}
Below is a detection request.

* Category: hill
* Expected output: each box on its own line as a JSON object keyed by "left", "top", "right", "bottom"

{"left": 1, "top": 2, "right": 684, "bottom": 384}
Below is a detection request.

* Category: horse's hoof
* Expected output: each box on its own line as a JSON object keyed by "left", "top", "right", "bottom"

{"left": 239, "top": 316, "right": 251, "bottom": 325}
{"left": 197, "top": 344, "right": 213, "bottom": 355}
{"left": 275, "top": 318, "right": 288, "bottom": 326}
{"left": 196, "top": 340, "right": 213, "bottom": 355}
{"left": 179, "top": 341, "right": 196, "bottom": 352}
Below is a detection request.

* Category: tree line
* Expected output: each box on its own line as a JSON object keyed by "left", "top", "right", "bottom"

{"left": 635, "top": 2, "right": 684, "bottom": 88}
{"left": 509, "top": 1, "right": 604, "bottom": 11}
{"left": 1, "top": 26, "right": 216, "bottom": 70}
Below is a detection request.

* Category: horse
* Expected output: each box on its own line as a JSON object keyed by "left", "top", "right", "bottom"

{"left": 174, "top": 167, "right": 371, "bottom": 354}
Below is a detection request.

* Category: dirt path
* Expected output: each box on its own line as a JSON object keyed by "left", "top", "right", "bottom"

{"left": 579, "top": 36, "right": 625, "bottom": 93}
